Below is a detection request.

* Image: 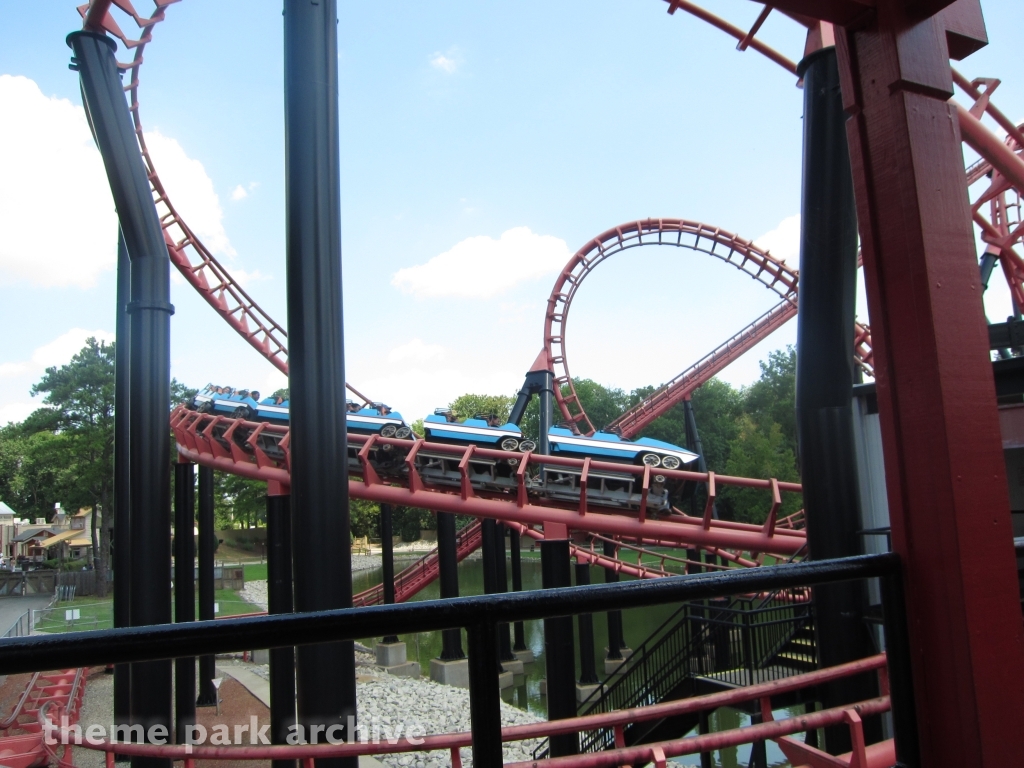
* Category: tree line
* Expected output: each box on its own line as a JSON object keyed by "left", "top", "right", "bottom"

{"left": 0, "top": 339, "right": 801, "bottom": 580}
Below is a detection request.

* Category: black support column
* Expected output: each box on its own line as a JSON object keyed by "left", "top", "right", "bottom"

{"left": 492, "top": 523, "right": 517, "bottom": 666}
{"left": 112, "top": 228, "right": 131, "bottom": 752}
{"left": 196, "top": 466, "right": 217, "bottom": 707}
{"left": 541, "top": 531, "right": 577, "bottom": 757}
{"left": 574, "top": 562, "right": 598, "bottom": 687}
{"left": 795, "top": 46, "right": 878, "bottom": 753}
{"left": 379, "top": 504, "right": 399, "bottom": 644}
{"left": 509, "top": 528, "right": 527, "bottom": 653}
{"left": 437, "top": 512, "right": 464, "bottom": 660}
{"left": 267, "top": 490, "right": 296, "bottom": 768}
{"left": 283, "top": 2, "right": 354, "bottom": 760}
{"left": 602, "top": 539, "right": 625, "bottom": 661}
{"left": 68, "top": 31, "right": 173, "bottom": 767}
{"left": 173, "top": 462, "right": 195, "bottom": 745}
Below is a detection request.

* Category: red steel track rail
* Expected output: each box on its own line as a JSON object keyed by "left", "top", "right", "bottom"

{"left": 0, "top": 668, "right": 85, "bottom": 768}
{"left": 544, "top": 218, "right": 873, "bottom": 437}
{"left": 75, "top": 1, "right": 371, "bottom": 403}
{"left": 171, "top": 406, "right": 806, "bottom": 556}
{"left": 664, "top": 0, "right": 1024, "bottom": 318}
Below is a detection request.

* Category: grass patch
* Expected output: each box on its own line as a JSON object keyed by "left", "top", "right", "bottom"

{"left": 34, "top": 589, "right": 262, "bottom": 633}
{"left": 243, "top": 562, "right": 267, "bottom": 582}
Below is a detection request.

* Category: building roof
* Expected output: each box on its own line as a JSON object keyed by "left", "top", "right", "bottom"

{"left": 12, "top": 528, "right": 60, "bottom": 543}
{"left": 40, "top": 529, "right": 85, "bottom": 548}
{"left": 72, "top": 508, "right": 92, "bottom": 518}
{"left": 0, "top": 502, "right": 15, "bottom": 517}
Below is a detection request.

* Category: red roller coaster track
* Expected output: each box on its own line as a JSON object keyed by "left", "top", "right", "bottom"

{"left": 75, "top": 0, "right": 372, "bottom": 405}
{"left": 543, "top": 219, "right": 874, "bottom": 438}
{"left": 171, "top": 405, "right": 806, "bottom": 557}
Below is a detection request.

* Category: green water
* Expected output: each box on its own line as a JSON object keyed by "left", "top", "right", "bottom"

{"left": 353, "top": 554, "right": 801, "bottom": 766}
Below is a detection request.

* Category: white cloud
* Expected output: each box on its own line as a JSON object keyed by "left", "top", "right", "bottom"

{"left": 387, "top": 339, "right": 447, "bottom": 365}
{"left": 391, "top": 226, "right": 571, "bottom": 299}
{"left": 145, "top": 129, "right": 234, "bottom": 257}
{"left": 231, "top": 184, "right": 248, "bottom": 201}
{"left": 429, "top": 51, "right": 460, "bottom": 74}
{"left": 31, "top": 327, "right": 115, "bottom": 369}
{"left": 0, "top": 362, "right": 28, "bottom": 379}
{"left": 754, "top": 214, "right": 800, "bottom": 263}
{"left": 0, "top": 75, "right": 117, "bottom": 287}
{"left": 233, "top": 268, "right": 270, "bottom": 288}
{"left": 0, "top": 402, "right": 35, "bottom": 426}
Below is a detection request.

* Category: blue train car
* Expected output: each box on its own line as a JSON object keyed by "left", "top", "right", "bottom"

{"left": 422, "top": 409, "right": 537, "bottom": 453}
{"left": 547, "top": 427, "right": 698, "bottom": 469}
{"left": 191, "top": 387, "right": 410, "bottom": 437}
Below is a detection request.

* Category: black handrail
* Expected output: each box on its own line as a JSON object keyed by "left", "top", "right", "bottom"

{"left": 0, "top": 554, "right": 895, "bottom": 675}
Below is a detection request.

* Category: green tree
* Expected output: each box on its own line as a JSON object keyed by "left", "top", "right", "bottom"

{"left": 719, "top": 415, "right": 801, "bottom": 524}
{"left": 447, "top": 393, "right": 516, "bottom": 423}
{"left": 30, "top": 338, "right": 115, "bottom": 591}
{"left": 743, "top": 346, "right": 797, "bottom": 454}
{"left": 566, "top": 379, "right": 632, "bottom": 431}
{"left": 213, "top": 473, "right": 266, "bottom": 529}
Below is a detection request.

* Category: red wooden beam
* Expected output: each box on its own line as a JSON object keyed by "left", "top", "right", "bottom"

{"left": 835, "top": 3, "right": 1024, "bottom": 765}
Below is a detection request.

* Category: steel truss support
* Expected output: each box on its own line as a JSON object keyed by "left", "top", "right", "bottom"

{"left": 795, "top": 45, "right": 878, "bottom": 753}
{"left": 283, "top": 1, "right": 355, "bottom": 762}
{"left": 267, "top": 489, "right": 296, "bottom": 768}
{"left": 196, "top": 466, "right": 217, "bottom": 707}
{"left": 509, "top": 528, "right": 528, "bottom": 653}
{"left": 173, "top": 461, "right": 195, "bottom": 745}
{"left": 542, "top": 531, "right": 578, "bottom": 757}
{"left": 436, "top": 512, "right": 464, "bottom": 660}
{"left": 574, "top": 562, "right": 599, "bottom": 686}
{"left": 113, "top": 228, "right": 131, "bottom": 755}
{"left": 379, "top": 504, "right": 399, "bottom": 644}
{"left": 68, "top": 29, "right": 173, "bottom": 768}
{"left": 602, "top": 538, "right": 626, "bottom": 661}
{"left": 835, "top": 5, "right": 1024, "bottom": 765}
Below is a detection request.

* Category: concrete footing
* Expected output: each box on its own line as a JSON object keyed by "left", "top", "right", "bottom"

{"left": 604, "top": 647, "right": 634, "bottom": 675}
{"left": 498, "top": 669, "right": 514, "bottom": 689}
{"left": 430, "top": 658, "right": 470, "bottom": 688}
{"left": 576, "top": 682, "right": 603, "bottom": 703}
{"left": 375, "top": 642, "right": 420, "bottom": 678}
{"left": 514, "top": 648, "right": 535, "bottom": 664}
{"left": 501, "top": 658, "right": 524, "bottom": 675}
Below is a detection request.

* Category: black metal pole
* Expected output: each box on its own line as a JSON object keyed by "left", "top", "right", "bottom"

{"left": 436, "top": 512, "right": 464, "bottom": 660}
{"left": 538, "top": 371, "right": 553, "bottom": 455}
{"left": 267, "top": 492, "right": 296, "bottom": 768}
{"left": 379, "top": 504, "right": 399, "bottom": 644}
{"left": 541, "top": 537, "right": 578, "bottom": 757}
{"left": 283, "top": 2, "right": 354, "bottom": 760}
{"left": 173, "top": 462, "right": 195, "bottom": 745}
{"left": 196, "top": 466, "right": 216, "bottom": 707}
{"left": 881, "top": 570, "right": 920, "bottom": 768}
{"left": 602, "top": 539, "right": 625, "bottom": 661}
{"left": 509, "top": 528, "right": 527, "bottom": 652}
{"left": 795, "top": 46, "right": 878, "bottom": 754}
{"left": 480, "top": 520, "right": 505, "bottom": 675}
{"left": 574, "top": 562, "right": 598, "bottom": 686}
{"left": 466, "top": 622, "right": 503, "bottom": 766}
{"left": 68, "top": 31, "right": 173, "bottom": 767}
{"left": 113, "top": 228, "right": 131, "bottom": 753}
{"left": 492, "top": 523, "right": 517, "bottom": 664}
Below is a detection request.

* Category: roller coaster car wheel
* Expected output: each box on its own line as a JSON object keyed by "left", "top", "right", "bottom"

{"left": 232, "top": 405, "right": 253, "bottom": 420}
{"left": 197, "top": 401, "right": 214, "bottom": 414}
{"left": 639, "top": 452, "right": 662, "bottom": 468}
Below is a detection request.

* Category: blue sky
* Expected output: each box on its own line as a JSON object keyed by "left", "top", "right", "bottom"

{"left": 1, "top": 1, "right": 1020, "bottom": 424}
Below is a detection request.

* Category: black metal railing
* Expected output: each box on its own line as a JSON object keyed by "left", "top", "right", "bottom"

{"left": 0, "top": 553, "right": 911, "bottom": 767}
{"left": 574, "top": 590, "right": 812, "bottom": 754}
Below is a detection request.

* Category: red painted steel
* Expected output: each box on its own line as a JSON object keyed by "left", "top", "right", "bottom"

{"left": 545, "top": 218, "right": 874, "bottom": 437}
{"left": 835, "top": 7, "right": 1024, "bottom": 766}
{"left": 663, "top": 1, "right": 1024, "bottom": 317}
{"left": 54, "top": 656, "right": 889, "bottom": 766}
{"left": 352, "top": 519, "right": 483, "bottom": 607}
{"left": 171, "top": 406, "right": 807, "bottom": 556}
{"left": 75, "top": 1, "right": 370, "bottom": 404}
{"left": 0, "top": 669, "right": 85, "bottom": 768}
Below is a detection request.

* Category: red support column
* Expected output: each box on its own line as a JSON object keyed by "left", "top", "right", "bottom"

{"left": 834, "top": 5, "right": 1024, "bottom": 766}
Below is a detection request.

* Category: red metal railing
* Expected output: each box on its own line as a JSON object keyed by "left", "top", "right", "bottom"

{"left": 0, "top": 668, "right": 85, "bottom": 768}
{"left": 47, "top": 655, "right": 891, "bottom": 768}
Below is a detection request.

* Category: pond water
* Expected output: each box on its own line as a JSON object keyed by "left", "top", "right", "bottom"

{"left": 353, "top": 551, "right": 802, "bottom": 766}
